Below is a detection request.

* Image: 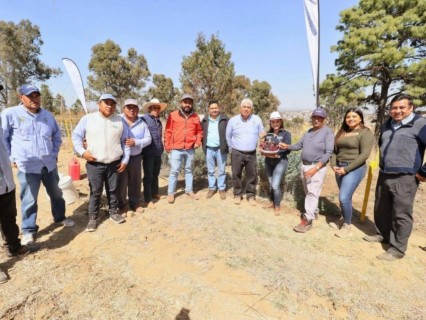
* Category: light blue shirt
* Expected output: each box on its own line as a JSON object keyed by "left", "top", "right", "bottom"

{"left": 0, "top": 118, "right": 16, "bottom": 195}
{"left": 121, "top": 115, "right": 152, "bottom": 156}
{"left": 1, "top": 105, "right": 62, "bottom": 174}
{"left": 206, "top": 116, "right": 220, "bottom": 147}
{"left": 226, "top": 114, "right": 264, "bottom": 151}
{"left": 391, "top": 112, "right": 415, "bottom": 130}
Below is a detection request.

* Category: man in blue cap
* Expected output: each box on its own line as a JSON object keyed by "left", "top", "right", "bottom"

{"left": 280, "top": 108, "right": 334, "bottom": 233}
{"left": 0, "top": 84, "right": 75, "bottom": 246}
{"left": 72, "top": 93, "right": 131, "bottom": 232}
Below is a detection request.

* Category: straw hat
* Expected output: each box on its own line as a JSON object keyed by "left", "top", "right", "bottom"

{"left": 142, "top": 98, "right": 167, "bottom": 113}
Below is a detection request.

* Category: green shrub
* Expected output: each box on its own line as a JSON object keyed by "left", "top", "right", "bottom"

{"left": 256, "top": 151, "right": 304, "bottom": 209}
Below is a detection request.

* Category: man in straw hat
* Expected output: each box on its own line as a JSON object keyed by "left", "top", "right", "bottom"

{"left": 164, "top": 93, "right": 203, "bottom": 203}
{"left": 72, "top": 93, "right": 131, "bottom": 232}
{"left": 1, "top": 84, "right": 75, "bottom": 246}
{"left": 118, "top": 99, "right": 151, "bottom": 215}
{"left": 141, "top": 98, "right": 167, "bottom": 209}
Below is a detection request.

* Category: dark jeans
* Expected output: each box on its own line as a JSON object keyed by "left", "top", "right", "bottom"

{"left": 231, "top": 150, "right": 257, "bottom": 199}
{"left": 86, "top": 160, "right": 120, "bottom": 218}
{"left": 0, "top": 189, "right": 21, "bottom": 254}
{"left": 265, "top": 158, "right": 288, "bottom": 207}
{"left": 118, "top": 154, "right": 142, "bottom": 209}
{"left": 143, "top": 156, "right": 162, "bottom": 203}
{"left": 374, "top": 172, "right": 419, "bottom": 254}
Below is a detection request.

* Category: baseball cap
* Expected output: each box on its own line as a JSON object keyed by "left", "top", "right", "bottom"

{"left": 123, "top": 98, "right": 139, "bottom": 108}
{"left": 269, "top": 111, "right": 282, "bottom": 120}
{"left": 311, "top": 108, "right": 327, "bottom": 118}
{"left": 181, "top": 93, "right": 194, "bottom": 101}
{"left": 18, "top": 84, "right": 40, "bottom": 96}
{"left": 98, "top": 93, "right": 117, "bottom": 103}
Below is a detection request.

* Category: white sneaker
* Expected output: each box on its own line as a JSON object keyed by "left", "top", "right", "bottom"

{"left": 335, "top": 223, "right": 353, "bottom": 238}
{"left": 21, "top": 233, "right": 35, "bottom": 245}
{"left": 60, "top": 218, "right": 75, "bottom": 228}
{"left": 328, "top": 220, "right": 343, "bottom": 230}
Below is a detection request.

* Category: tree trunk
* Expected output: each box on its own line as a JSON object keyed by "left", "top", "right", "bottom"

{"left": 374, "top": 81, "right": 391, "bottom": 142}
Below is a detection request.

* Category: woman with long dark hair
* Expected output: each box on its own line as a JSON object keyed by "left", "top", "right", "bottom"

{"left": 330, "top": 108, "right": 374, "bottom": 238}
{"left": 260, "top": 112, "right": 291, "bottom": 215}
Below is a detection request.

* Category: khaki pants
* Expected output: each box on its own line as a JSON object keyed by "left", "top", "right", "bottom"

{"left": 301, "top": 164, "right": 327, "bottom": 220}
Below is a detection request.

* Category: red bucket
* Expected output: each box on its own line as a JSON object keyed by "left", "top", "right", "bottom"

{"left": 68, "top": 157, "right": 81, "bottom": 181}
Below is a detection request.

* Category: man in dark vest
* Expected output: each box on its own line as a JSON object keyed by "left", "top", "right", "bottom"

{"left": 201, "top": 100, "right": 229, "bottom": 200}
{"left": 142, "top": 98, "right": 167, "bottom": 209}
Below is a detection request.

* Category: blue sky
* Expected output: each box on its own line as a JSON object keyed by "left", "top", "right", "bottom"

{"left": 1, "top": 0, "right": 358, "bottom": 110}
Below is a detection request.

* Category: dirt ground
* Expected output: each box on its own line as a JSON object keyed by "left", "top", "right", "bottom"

{"left": 1, "top": 146, "right": 425, "bottom": 320}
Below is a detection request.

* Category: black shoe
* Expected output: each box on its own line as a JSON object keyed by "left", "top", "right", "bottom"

{"left": 6, "top": 243, "right": 41, "bottom": 257}
{"left": 86, "top": 219, "right": 98, "bottom": 232}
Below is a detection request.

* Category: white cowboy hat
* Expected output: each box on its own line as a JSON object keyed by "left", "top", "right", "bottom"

{"left": 142, "top": 98, "right": 167, "bottom": 113}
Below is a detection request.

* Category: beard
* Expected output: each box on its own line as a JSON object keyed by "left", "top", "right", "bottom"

{"left": 182, "top": 106, "right": 193, "bottom": 114}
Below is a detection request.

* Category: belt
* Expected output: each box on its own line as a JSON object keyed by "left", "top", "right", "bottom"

{"left": 207, "top": 146, "right": 220, "bottom": 149}
{"left": 234, "top": 149, "right": 256, "bottom": 155}
{"left": 302, "top": 161, "right": 319, "bottom": 165}
{"left": 337, "top": 161, "right": 350, "bottom": 167}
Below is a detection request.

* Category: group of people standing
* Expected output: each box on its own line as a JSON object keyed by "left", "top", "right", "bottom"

{"left": 0, "top": 85, "right": 425, "bottom": 284}
{"left": 273, "top": 94, "right": 426, "bottom": 262}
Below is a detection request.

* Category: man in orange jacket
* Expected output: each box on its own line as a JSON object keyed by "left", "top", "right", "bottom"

{"left": 165, "top": 93, "right": 203, "bottom": 203}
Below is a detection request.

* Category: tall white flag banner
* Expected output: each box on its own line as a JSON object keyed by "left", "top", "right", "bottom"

{"left": 303, "top": 0, "right": 319, "bottom": 105}
{"left": 62, "top": 58, "right": 88, "bottom": 114}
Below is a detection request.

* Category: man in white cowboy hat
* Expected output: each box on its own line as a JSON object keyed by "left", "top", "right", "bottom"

{"left": 141, "top": 98, "right": 167, "bottom": 208}
{"left": 118, "top": 99, "right": 151, "bottom": 215}
{"left": 164, "top": 93, "right": 203, "bottom": 203}
{"left": 72, "top": 93, "right": 131, "bottom": 232}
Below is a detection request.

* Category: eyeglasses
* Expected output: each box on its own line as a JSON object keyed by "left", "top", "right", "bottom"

{"left": 151, "top": 106, "right": 161, "bottom": 110}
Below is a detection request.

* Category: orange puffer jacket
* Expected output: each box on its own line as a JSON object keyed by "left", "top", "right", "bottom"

{"left": 164, "top": 109, "right": 203, "bottom": 151}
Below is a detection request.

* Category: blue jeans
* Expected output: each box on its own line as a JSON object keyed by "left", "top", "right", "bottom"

{"left": 265, "top": 158, "right": 288, "bottom": 207}
{"left": 17, "top": 167, "right": 66, "bottom": 235}
{"left": 335, "top": 164, "right": 367, "bottom": 224}
{"left": 168, "top": 149, "right": 195, "bottom": 195}
{"left": 206, "top": 147, "right": 227, "bottom": 191}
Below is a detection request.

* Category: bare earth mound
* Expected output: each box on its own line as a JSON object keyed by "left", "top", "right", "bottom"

{"left": 1, "top": 148, "right": 425, "bottom": 319}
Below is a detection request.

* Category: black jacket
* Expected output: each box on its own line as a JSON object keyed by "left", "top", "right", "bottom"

{"left": 201, "top": 114, "right": 229, "bottom": 154}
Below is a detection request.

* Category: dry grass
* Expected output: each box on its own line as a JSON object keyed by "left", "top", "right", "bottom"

{"left": 1, "top": 145, "right": 425, "bottom": 319}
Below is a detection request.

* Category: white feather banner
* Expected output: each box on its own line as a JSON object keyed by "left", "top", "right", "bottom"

{"left": 303, "top": 0, "right": 320, "bottom": 106}
{"left": 62, "top": 58, "right": 88, "bottom": 114}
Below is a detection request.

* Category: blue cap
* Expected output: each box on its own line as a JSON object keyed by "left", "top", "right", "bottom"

{"left": 98, "top": 93, "right": 117, "bottom": 103}
{"left": 18, "top": 84, "right": 40, "bottom": 96}
{"left": 311, "top": 108, "right": 327, "bottom": 118}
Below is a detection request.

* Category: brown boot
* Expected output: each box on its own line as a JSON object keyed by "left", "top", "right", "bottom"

{"left": 167, "top": 194, "right": 175, "bottom": 204}
{"left": 219, "top": 190, "right": 227, "bottom": 200}
{"left": 293, "top": 216, "right": 313, "bottom": 233}
{"left": 206, "top": 190, "right": 215, "bottom": 199}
